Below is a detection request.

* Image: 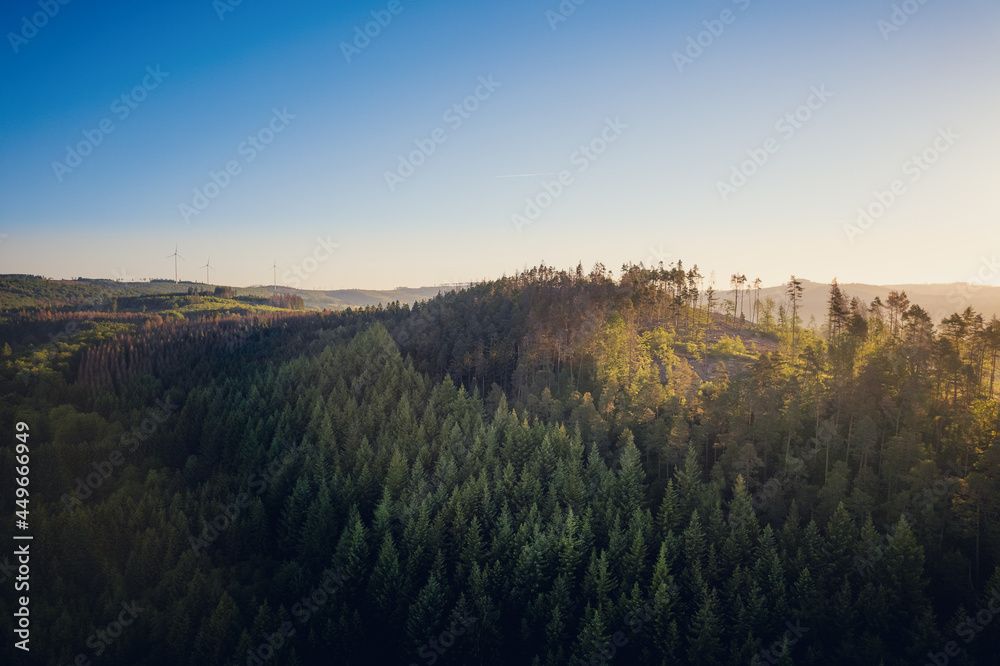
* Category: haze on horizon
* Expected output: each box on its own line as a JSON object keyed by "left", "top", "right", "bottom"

{"left": 1, "top": 0, "right": 998, "bottom": 291}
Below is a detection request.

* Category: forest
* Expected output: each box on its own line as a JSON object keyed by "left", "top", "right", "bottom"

{"left": 2, "top": 262, "right": 1000, "bottom": 666}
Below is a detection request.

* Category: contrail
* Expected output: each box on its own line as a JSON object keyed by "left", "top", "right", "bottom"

{"left": 495, "top": 172, "right": 562, "bottom": 178}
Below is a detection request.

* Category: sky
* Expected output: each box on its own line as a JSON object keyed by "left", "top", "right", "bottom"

{"left": 1, "top": 0, "right": 998, "bottom": 291}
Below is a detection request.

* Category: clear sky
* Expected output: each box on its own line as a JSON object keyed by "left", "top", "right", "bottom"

{"left": 1, "top": 0, "right": 998, "bottom": 290}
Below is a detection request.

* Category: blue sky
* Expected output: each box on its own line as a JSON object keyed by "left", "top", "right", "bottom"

{"left": 1, "top": 0, "right": 998, "bottom": 290}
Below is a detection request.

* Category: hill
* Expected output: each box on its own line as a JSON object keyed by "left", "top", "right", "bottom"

{"left": 9, "top": 275, "right": 1000, "bottom": 325}
{"left": 0, "top": 275, "right": 458, "bottom": 313}
{"left": 3, "top": 262, "right": 1000, "bottom": 665}
{"left": 260, "top": 285, "right": 459, "bottom": 311}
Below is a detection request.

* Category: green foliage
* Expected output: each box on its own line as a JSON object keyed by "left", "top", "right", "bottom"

{"left": 4, "top": 265, "right": 1000, "bottom": 665}
{"left": 709, "top": 334, "right": 751, "bottom": 359}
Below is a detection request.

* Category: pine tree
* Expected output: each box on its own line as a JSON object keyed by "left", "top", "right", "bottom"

{"left": 333, "top": 507, "right": 370, "bottom": 589}
{"left": 405, "top": 575, "right": 447, "bottom": 650}
{"left": 676, "top": 446, "right": 703, "bottom": 518}
{"left": 193, "top": 591, "right": 242, "bottom": 665}
{"left": 572, "top": 603, "right": 610, "bottom": 665}
{"left": 657, "top": 479, "right": 681, "bottom": 535}
{"left": 582, "top": 549, "right": 616, "bottom": 609}
{"left": 615, "top": 430, "right": 646, "bottom": 518}
{"left": 686, "top": 585, "right": 723, "bottom": 665}
{"left": 298, "top": 482, "right": 336, "bottom": 570}
{"left": 824, "top": 501, "right": 856, "bottom": 582}
{"left": 278, "top": 476, "right": 312, "bottom": 554}
{"left": 557, "top": 508, "right": 584, "bottom": 581}
{"left": 370, "top": 533, "right": 404, "bottom": 625}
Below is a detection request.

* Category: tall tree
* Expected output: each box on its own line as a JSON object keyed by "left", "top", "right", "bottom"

{"left": 786, "top": 276, "right": 804, "bottom": 353}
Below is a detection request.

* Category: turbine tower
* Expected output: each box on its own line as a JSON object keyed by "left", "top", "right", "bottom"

{"left": 167, "top": 245, "right": 184, "bottom": 283}
{"left": 271, "top": 259, "right": 278, "bottom": 294}
{"left": 200, "top": 257, "right": 215, "bottom": 285}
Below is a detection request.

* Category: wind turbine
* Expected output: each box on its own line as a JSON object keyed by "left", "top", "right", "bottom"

{"left": 200, "top": 257, "right": 215, "bottom": 285}
{"left": 167, "top": 245, "right": 184, "bottom": 283}
{"left": 271, "top": 259, "right": 278, "bottom": 294}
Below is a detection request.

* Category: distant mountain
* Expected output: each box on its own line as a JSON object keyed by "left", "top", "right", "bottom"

{"left": 262, "top": 285, "right": 462, "bottom": 311}
{"left": 751, "top": 279, "right": 1000, "bottom": 327}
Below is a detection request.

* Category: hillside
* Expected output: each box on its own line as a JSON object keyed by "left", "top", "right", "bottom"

{"left": 9, "top": 275, "right": 1000, "bottom": 326}
{"left": 3, "top": 262, "right": 1000, "bottom": 665}
{"left": 0, "top": 275, "right": 456, "bottom": 313}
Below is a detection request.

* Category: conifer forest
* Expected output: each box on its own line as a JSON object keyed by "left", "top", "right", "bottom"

{"left": 3, "top": 265, "right": 1000, "bottom": 665}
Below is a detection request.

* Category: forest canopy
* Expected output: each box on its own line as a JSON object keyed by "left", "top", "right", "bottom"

{"left": 2, "top": 263, "right": 999, "bottom": 666}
